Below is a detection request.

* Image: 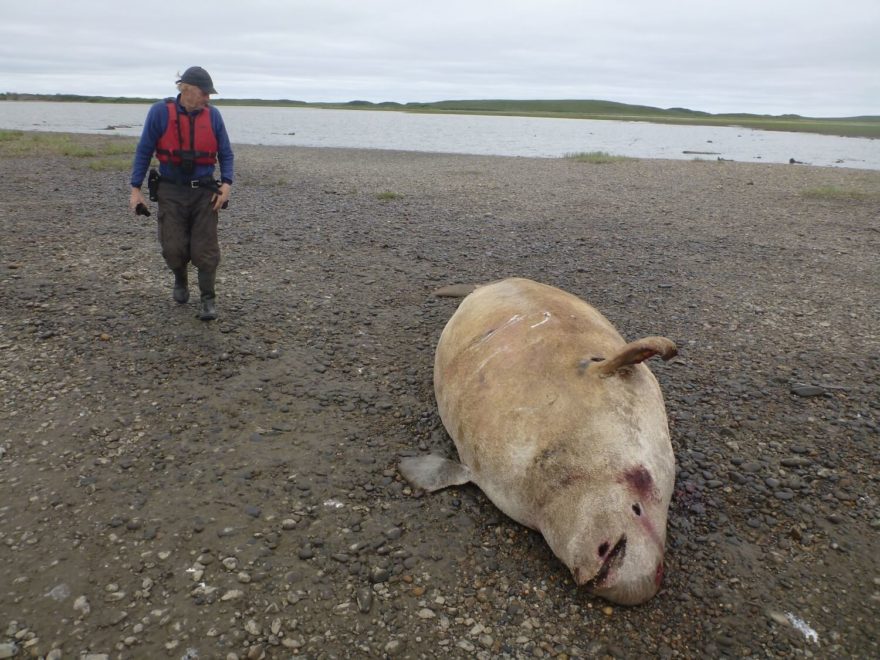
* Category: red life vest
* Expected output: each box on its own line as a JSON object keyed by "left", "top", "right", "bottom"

{"left": 155, "top": 99, "right": 218, "bottom": 167}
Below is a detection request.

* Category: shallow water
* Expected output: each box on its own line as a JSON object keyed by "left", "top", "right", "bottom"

{"left": 1, "top": 101, "right": 876, "bottom": 169}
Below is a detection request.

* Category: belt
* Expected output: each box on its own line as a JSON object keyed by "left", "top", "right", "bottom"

{"left": 159, "top": 175, "right": 217, "bottom": 189}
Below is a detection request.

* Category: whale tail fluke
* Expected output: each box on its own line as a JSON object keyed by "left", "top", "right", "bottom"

{"left": 433, "top": 283, "right": 480, "bottom": 298}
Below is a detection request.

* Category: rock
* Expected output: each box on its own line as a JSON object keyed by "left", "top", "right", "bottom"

{"left": 790, "top": 383, "right": 826, "bottom": 397}
{"left": 356, "top": 587, "right": 373, "bottom": 613}
{"left": 46, "top": 583, "right": 70, "bottom": 601}
{"left": 370, "top": 567, "right": 390, "bottom": 583}
{"left": 384, "top": 526, "right": 403, "bottom": 540}
{"left": 73, "top": 595, "right": 91, "bottom": 616}
{"left": 781, "top": 457, "right": 812, "bottom": 468}
{"left": 384, "top": 640, "right": 407, "bottom": 656}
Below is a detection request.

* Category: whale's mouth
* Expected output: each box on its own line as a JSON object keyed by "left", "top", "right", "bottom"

{"left": 585, "top": 535, "right": 627, "bottom": 590}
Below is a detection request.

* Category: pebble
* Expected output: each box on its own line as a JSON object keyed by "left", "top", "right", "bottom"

{"left": 356, "top": 588, "right": 373, "bottom": 613}
{"left": 384, "top": 526, "right": 403, "bottom": 540}
{"left": 46, "top": 583, "right": 70, "bottom": 601}
{"left": 791, "top": 383, "right": 826, "bottom": 397}
{"left": 384, "top": 640, "right": 407, "bottom": 656}
{"left": 370, "top": 567, "right": 390, "bottom": 583}
{"left": 73, "top": 595, "right": 91, "bottom": 616}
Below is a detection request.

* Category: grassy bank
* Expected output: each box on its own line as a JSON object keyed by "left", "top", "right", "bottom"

{"left": 3, "top": 94, "right": 879, "bottom": 139}
{"left": 0, "top": 129, "right": 137, "bottom": 170}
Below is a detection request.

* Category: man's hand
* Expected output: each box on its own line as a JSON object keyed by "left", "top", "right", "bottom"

{"left": 212, "top": 182, "right": 231, "bottom": 211}
{"left": 130, "top": 186, "right": 147, "bottom": 213}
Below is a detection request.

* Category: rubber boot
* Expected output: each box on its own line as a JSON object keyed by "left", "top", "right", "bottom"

{"left": 172, "top": 267, "right": 189, "bottom": 304}
{"left": 197, "top": 270, "right": 217, "bottom": 321}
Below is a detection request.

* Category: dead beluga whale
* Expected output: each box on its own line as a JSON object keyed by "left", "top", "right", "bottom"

{"left": 400, "top": 277, "right": 678, "bottom": 605}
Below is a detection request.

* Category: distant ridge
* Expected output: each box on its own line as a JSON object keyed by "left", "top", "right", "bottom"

{"left": 2, "top": 93, "right": 877, "bottom": 138}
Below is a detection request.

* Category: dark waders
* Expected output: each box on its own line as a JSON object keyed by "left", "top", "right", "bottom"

{"left": 155, "top": 176, "right": 221, "bottom": 320}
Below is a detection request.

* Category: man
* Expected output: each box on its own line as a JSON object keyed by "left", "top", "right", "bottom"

{"left": 129, "top": 66, "right": 234, "bottom": 321}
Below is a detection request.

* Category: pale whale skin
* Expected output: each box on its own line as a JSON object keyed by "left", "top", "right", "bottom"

{"left": 400, "top": 278, "right": 677, "bottom": 605}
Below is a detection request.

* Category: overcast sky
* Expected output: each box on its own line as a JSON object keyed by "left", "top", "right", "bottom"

{"left": 2, "top": 0, "right": 877, "bottom": 117}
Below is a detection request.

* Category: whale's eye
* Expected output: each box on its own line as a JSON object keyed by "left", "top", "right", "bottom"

{"left": 598, "top": 542, "right": 610, "bottom": 557}
{"left": 632, "top": 503, "right": 642, "bottom": 516}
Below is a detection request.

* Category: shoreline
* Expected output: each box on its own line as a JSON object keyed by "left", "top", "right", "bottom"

{"left": 3, "top": 95, "right": 879, "bottom": 139}
{"left": 2, "top": 114, "right": 879, "bottom": 170}
{"left": 0, "top": 129, "right": 880, "bottom": 172}
{"left": 0, "top": 135, "right": 878, "bottom": 657}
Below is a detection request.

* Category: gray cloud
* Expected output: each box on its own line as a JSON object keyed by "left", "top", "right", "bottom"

{"left": 1, "top": 0, "right": 877, "bottom": 116}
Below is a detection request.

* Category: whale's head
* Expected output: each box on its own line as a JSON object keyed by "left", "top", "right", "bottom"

{"left": 544, "top": 463, "right": 672, "bottom": 606}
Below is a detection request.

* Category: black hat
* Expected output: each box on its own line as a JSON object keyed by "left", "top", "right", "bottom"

{"left": 177, "top": 66, "right": 218, "bottom": 94}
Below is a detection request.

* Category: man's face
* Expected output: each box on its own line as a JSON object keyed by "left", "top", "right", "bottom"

{"left": 180, "top": 84, "right": 210, "bottom": 110}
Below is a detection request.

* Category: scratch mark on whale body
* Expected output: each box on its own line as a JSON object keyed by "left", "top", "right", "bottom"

{"left": 530, "top": 311, "right": 552, "bottom": 328}
{"left": 469, "top": 314, "right": 525, "bottom": 350}
{"left": 476, "top": 348, "right": 508, "bottom": 373}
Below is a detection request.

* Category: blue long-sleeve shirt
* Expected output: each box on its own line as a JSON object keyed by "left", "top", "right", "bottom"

{"left": 130, "top": 95, "right": 234, "bottom": 188}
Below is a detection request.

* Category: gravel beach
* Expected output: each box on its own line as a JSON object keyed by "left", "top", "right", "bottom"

{"left": 1, "top": 133, "right": 878, "bottom": 658}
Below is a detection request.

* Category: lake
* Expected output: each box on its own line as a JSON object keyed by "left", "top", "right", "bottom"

{"left": 1, "top": 101, "right": 877, "bottom": 169}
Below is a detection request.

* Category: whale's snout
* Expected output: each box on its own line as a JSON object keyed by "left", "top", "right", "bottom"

{"left": 590, "top": 565, "right": 662, "bottom": 606}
